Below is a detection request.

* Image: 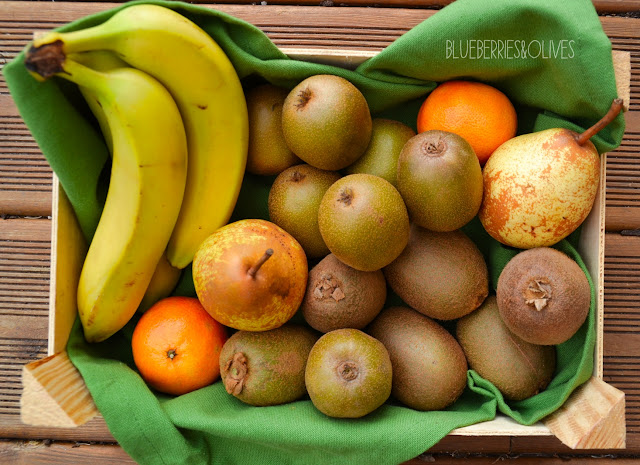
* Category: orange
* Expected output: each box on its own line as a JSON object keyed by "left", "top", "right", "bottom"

{"left": 131, "top": 296, "right": 227, "bottom": 396}
{"left": 416, "top": 80, "right": 517, "bottom": 165}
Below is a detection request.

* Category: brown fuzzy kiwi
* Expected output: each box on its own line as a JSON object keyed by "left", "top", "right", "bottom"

{"left": 219, "top": 324, "right": 319, "bottom": 406}
{"left": 456, "top": 296, "right": 556, "bottom": 401}
{"left": 245, "top": 84, "right": 300, "bottom": 176}
{"left": 383, "top": 225, "right": 488, "bottom": 320}
{"left": 368, "top": 306, "right": 468, "bottom": 411}
{"left": 496, "top": 247, "right": 591, "bottom": 346}
{"left": 301, "top": 253, "right": 386, "bottom": 333}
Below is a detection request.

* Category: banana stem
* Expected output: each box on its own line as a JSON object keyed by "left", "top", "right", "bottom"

{"left": 247, "top": 249, "right": 274, "bottom": 278}
{"left": 25, "top": 41, "right": 66, "bottom": 79}
{"left": 575, "top": 98, "right": 624, "bottom": 146}
{"left": 25, "top": 45, "right": 111, "bottom": 98}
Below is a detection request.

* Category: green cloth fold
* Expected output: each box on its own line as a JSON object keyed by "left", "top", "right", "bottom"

{"left": 3, "top": 0, "right": 623, "bottom": 463}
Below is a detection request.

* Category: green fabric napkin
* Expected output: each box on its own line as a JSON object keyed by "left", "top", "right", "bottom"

{"left": 3, "top": 0, "right": 624, "bottom": 463}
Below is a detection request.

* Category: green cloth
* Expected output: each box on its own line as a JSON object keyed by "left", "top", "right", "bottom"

{"left": 3, "top": 0, "right": 624, "bottom": 463}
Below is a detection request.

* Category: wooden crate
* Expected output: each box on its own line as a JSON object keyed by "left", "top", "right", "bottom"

{"left": 20, "top": 45, "right": 629, "bottom": 451}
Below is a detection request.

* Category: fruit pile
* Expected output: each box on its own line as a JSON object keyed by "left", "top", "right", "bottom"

{"left": 25, "top": 5, "right": 623, "bottom": 419}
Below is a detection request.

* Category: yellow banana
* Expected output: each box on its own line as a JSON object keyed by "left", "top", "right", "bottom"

{"left": 25, "top": 54, "right": 188, "bottom": 342}
{"left": 137, "top": 252, "right": 183, "bottom": 313}
{"left": 72, "top": 51, "right": 129, "bottom": 154}
{"left": 73, "top": 51, "right": 183, "bottom": 313}
{"left": 32, "top": 4, "right": 249, "bottom": 269}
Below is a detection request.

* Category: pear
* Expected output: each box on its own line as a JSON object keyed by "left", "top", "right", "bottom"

{"left": 305, "top": 328, "right": 392, "bottom": 418}
{"left": 345, "top": 118, "right": 416, "bottom": 186}
{"left": 192, "top": 219, "right": 308, "bottom": 331}
{"left": 245, "top": 84, "right": 301, "bottom": 176}
{"left": 282, "top": 75, "right": 372, "bottom": 171}
{"left": 268, "top": 164, "right": 341, "bottom": 258}
{"left": 479, "top": 99, "right": 623, "bottom": 249}
{"left": 318, "top": 174, "right": 410, "bottom": 272}
{"left": 397, "top": 130, "right": 483, "bottom": 232}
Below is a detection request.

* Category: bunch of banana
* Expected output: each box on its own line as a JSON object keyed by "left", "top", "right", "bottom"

{"left": 31, "top": 4, "right": 250, "bottom": 267}
{"left": 74, "top": 50, "right": 183, "bottom": 314}
{"left": 25, "top": 5, "right": 249, "bottom": 342}
{"left": 25, "top": 55, "right": 188, "bottom": 342}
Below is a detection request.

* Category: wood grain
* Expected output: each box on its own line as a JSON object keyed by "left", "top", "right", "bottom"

{"left": 603, "top": 233, "right": 640, "bottom": 449}
{"left": 0, "top": 440, "right": 136, "bottom": 464}
{"left": 21, "top": 352, "right": 98, "bottom": 428}
{"left": 5, "top": 0, "right": 635, "bottom": 14}
{"left": 5, "top": 440, "right": 640, "bottom": 465}
{"left": 544, "top": 377, "right": 626, "bottom": 449}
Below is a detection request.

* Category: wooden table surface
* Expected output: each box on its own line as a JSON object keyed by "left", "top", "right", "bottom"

{"left": 1, "top": 1, "right": 640, "bottom": 463}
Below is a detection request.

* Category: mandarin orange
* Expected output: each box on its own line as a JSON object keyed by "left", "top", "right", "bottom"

{"left": 131, "top": 296, "right": 227, "bottom": 396}
{"left": 416, "top": 80, "right": 517, "bottom": 165}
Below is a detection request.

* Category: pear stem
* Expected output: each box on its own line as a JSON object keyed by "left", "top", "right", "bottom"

{"left": 575, "top": 98, "right": 624, "bottom": 146}
{"left": 247, "top": 249, "right": 273, "bottom": 278}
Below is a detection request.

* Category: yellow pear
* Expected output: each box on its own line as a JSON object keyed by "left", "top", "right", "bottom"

{"left": 479, "top": 99, "right": 622, "bottom": 249}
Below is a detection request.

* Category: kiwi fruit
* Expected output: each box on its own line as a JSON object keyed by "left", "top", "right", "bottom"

{"left": 318, "top": 173, "right": 410, "bottom": 272}
{"left": 346, "top": 118, "right": 416, "bottom": 186}
{"left": 305, "top": 328, "right": 392, "bottom": 418}
{"left": 496, "top": 247, "right": 591, "bottom": 346}
{"left": 282, "top": 74, "right": 372, "bottom": 171}
{"left": 397, "top": 130, "right": 483, "bottom": 232}
{"left": 456, "top": 296, "right": 556, "bottom": 401}
{"left": 219, "top": 324, "right": 318, "bottom": 406}
{"left": 368, "top": 306, "right": 468, "bottom": 411}
{"left": 268, "top": 164, "right": 341, "bottom": 258}
{"left": 383, "top": 225, "right": 488, "bottom": 320}
{"left": 246, "top": 84, "right": 301, "bottom": 176}
{"left": 301, "top": 253, "right": 386, "bottom": 333}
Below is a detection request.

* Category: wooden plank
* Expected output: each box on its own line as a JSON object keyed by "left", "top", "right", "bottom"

{"left": 0, "top": 218, "right": 50, "bottom": 341}
{"left": 4, "top": 439, "right": 640, "bottom": 465}
{"left": 606, "top": 111, "right": 640, "bottom": 231}
{"left": 0, "top": 416, "right": 115, "bottom": 442}
{"left": 48, "top": 179, "right": 87, "bottom": 354}
{"left": 411, "top": 457, "right": 640, "bottom": 465}
{"left": 0, "top": 217, "right": 50, "bottom": 238}
{"left": 0, "top": 0, "right": 634, "bottom": 14}
{"left": 426, "top": 435, "right": 511, "bottom": 453}
{"left": 544, "top": 377, "right": 626, "bottom": 449}
{"left": 510, "top": 435, "right": 629, "bottom": 456}
{"left": 0, "top": 218, "right": 52, "bottom": 436}
{"left": 0, "top": 97, "right": 53, "bottom": 216}
{"left": 0, "top": 440, "right": 135, "bottom": 465}
{"left": 21, "top": 352, "right": 99, "bottom": 428}
{"left": 615, "top": 51, "right": 631, "bottom": 111}
{"left": 602, "top": 233, "right": 640, "bottom": 450}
